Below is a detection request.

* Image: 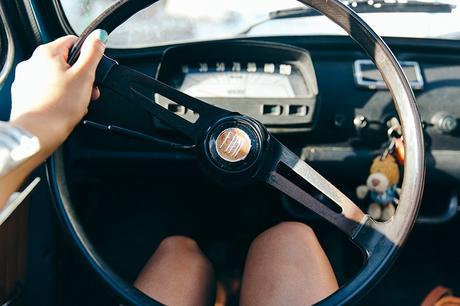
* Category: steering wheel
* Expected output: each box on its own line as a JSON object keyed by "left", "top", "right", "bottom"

{"left": 47, "top": 0, "right": 425, "bottom": 305}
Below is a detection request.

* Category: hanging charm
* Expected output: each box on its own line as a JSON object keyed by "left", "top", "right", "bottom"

{"left": 356, "top": 155, "right": 401, "bottom": 221}
{"left": 356, "top": 117, "right": 404, "bottom": 221}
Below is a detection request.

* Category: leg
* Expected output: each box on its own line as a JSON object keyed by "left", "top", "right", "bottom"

{"left": 134, "top": 236, "right": 215, "bottom": 306}
{"left": 240, "top": 222, "right": 338, "bottom": 306}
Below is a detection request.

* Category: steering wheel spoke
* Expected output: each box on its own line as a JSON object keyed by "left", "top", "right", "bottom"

{"left": 96, "top": 56, "right": 231, "bottom": 143}
{"left": 262, "top": 138, "right": 367, "bottom": 237}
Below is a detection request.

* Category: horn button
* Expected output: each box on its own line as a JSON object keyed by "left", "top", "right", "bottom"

{"left": 215, "top": 128, "right": 252, "bottom": 163}
{"left": 205, "top": 116, "right": 265, "bottom": 173}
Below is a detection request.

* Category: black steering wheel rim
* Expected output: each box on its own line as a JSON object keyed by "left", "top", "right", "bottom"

{"left": 47, "top": 0, "right": 425, "bottom": 305}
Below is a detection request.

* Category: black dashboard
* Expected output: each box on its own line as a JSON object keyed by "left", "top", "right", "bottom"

{"left": 72, "top": 36, "right": 460, "bottom": 188}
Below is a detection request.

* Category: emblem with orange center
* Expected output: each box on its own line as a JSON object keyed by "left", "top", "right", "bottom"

{"left": 205, "top": 116, "right": 265, "bottom": 173}
{"left": 215, "top": 128, "right": 252, "bottom": 163}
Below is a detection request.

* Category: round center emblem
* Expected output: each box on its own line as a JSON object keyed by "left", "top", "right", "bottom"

{"left": 215, "top": 128, "right": 252, "bottom": 163}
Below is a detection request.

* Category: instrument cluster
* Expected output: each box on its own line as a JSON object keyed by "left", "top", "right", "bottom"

{"left": 155, "top": 41, "right": 319, "bottom": 132}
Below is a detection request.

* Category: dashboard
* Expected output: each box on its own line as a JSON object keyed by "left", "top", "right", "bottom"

{"left": 76, "top": 36, "right": 460, "bottom": 186}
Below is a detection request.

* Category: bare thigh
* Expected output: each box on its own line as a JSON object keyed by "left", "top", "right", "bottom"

{"left": 240, "top": 222, "right": 339, "bottom": 306}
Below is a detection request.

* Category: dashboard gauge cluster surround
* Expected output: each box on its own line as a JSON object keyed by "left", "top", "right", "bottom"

{"left": 154, "top": 41, "right": 319, "bottom": 132}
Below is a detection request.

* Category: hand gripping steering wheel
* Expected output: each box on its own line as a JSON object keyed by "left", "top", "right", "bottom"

{"left": 47, "top": 0, "right": 425, "bottom": 305}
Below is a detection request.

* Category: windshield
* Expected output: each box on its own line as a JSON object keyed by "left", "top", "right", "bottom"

{"left": 59, "top": 0, "right": 460, "bottom": 49}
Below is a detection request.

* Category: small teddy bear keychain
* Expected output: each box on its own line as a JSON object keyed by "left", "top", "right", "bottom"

{"left": 356, "top": 155, "right": 401, "bottom": 221}
{"left": 356, "top": 118, "right": 405, "bottom": 221}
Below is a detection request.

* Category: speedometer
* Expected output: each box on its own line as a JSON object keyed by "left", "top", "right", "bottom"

{"left": 179, "top": 62, "right": 306, "bottom": 98}
{"left": 181, "top": 71, "right": 295, "bottom": 98}
{"left": 155, "top": 41, "right": 319, "bottom": 132}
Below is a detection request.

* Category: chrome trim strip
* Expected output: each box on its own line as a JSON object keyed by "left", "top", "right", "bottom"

{"left": 0, "top": 178, "right": 40, "bottom": 226}
{"left": 354, "top": 59, "right": 424, "bottom": 90}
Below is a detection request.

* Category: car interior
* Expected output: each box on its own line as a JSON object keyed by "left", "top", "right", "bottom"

{"left": 0, "top": 0, "right": 460, "bottom": 305}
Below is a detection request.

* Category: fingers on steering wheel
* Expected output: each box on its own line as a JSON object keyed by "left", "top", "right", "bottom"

{"left": 91, "top": 86, "right": 101, "bottom": 101}
{"left": 36, "top": 35, "right": 78, "bottom": 61}
{"left": 72, "top": 29, "right": 108, "bottom": 75}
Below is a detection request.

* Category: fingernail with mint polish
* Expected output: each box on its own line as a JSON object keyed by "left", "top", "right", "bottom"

{"left": 93, "top": 29, "right": 109, "bottom": 45}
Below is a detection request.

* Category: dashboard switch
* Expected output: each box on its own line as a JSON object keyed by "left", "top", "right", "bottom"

{"left": 431, "top": 112, "right": 457, "bottom": 134}
{"left": 353, "top": 115, "right": 368, "bottom": 129}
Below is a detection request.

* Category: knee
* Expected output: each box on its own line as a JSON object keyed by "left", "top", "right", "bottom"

{"left": 157, "top": 236, "right": 213, "bottom": 273}
{"left": 252, "top": 222, "right": 317, "bottom": 248}
{"left": 158, "top": 235, "right": 200, "bottom": 253}
{"left": 269, "top": 221, "right": 315, "bottom": 236}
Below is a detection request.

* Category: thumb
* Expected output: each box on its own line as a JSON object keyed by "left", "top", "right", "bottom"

{"left": 72, "top": 29, "right": 108, "bottom": 75}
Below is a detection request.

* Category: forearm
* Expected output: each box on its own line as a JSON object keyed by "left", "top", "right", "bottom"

{"left": 0, "top": 113, "right": 69, "bottom": 209}
{"left": 0, "top": 31, "right": 106, "bottom": 211}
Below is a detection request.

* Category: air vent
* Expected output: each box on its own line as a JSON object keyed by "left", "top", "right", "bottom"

{"left": 289, "top": 105, "right": 308, "bottom": 116}
{"left": 263, "top": 105, "right": 282, "bottom": 116}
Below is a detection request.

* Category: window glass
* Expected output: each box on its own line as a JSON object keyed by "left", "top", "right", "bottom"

{"left": 59, "top": 0, "right": 460, "bottom": 49}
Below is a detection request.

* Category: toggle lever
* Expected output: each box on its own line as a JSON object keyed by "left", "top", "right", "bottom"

{"left": 83, "top": 120, "right": 195, "bottom": 150}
